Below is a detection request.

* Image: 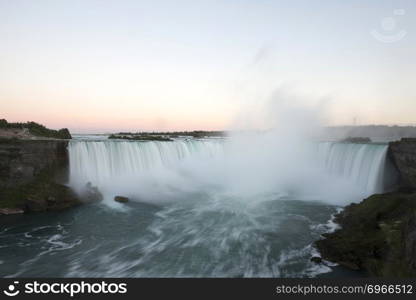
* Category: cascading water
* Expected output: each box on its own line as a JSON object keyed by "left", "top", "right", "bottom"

{"left": 68, "top": 139, "right": 224, "bottom": 191}
{"left": 317, "top": 142, "right": 388, "bottom": 195}
{"left": 68, "top": 138, "right": 388, "bottom": 202}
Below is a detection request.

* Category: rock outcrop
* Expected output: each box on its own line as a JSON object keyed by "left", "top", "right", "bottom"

{"left": 315, "top": 192, "right": 416, "bottom": 277}
{"left": 388, "top": 138, "right": 416, "bottom": 191}
{"left": 0, "top": 119, "right": 72, "bottom": 140}
{"left": 0, "top": 139, "right": 80, "bottom": 213}
{"left": 114, "top": 196, "right": 129, "bottom": 203}
{"left": 0, "top": 208, "right": 24, "bottom": 215}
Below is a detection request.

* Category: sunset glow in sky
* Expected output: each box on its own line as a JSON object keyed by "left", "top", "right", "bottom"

{"left": 1, "top": 0, "right": 415, "bottom": 133}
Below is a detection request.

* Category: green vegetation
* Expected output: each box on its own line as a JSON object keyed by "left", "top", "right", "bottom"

{"left": 315, "top": 192, "right": 416, "bottom": 277}
{"left": 0, "top": 186, "right": 27, "bottom": 209}
{"left": 108, "top": 130, "right": 226, "bottom": 141}
{"left": 0, "top": 167, "right": 80, "bottom": 211}
{"left": 0, "top": 119, "right": 72, "bottom": 139}
{"left": 108, "top": 134, "right": 173, "bottom": 141}
{"left": 115, "top": 130, "right": 226, "bottom": 138}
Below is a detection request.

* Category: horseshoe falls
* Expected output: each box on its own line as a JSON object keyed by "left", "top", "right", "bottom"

{"left": 68, "top": 139, "right": 388, "bottom": 204}
{"left": 1, "top": 138, "right": 390, "bottom": 278}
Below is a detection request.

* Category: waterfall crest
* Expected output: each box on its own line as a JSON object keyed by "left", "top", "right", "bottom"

{"left": 68, "top": 138, "right": 389, "bottom": 204}
{"left": 68, "top": 139, "right": 223, "bottom": 189}
{"left": 317, "top": 142, "right": 387, "bottom": 195}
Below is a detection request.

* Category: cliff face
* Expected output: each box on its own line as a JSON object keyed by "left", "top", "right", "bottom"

{"left": 0, "top": 139, "right": 80, "bottom": 214}
{"left": 0, "top": 139, "right": 68, "bottom": 187}
{"left": 389, "top": 138, "right": 416, "bottom": 191}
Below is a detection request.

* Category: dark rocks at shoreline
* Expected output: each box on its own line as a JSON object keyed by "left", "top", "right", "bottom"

{"left": 24, "top": 182, "right": 81, "bottom": 212}
{"left": 310, "top": 256, "right": 322, "bottom": 264}
{"left": 315, "top": 192, "right": 416, "bottom": 277}
{"left": 114, "top": 196, "right": 129, "bottom": 203}
{"left": 0, "top": 177, "right": 82, "bottom": 214}
{"left": 0, "top": 208, "right": 24, "bottom": 215}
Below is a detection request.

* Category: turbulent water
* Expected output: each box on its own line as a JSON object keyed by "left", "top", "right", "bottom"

{"left": 0, "top": 136, "right": 389, "bottom": 277}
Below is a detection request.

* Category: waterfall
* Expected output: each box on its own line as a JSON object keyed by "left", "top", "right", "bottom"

{"left": 317, "top": 142, "right": 388, "bottom": 195}
{"left": 68, "top": 139, "right": 224, "bottom": 189}
{"left": 68, "top": 138, "right": 389, "bottom": 203}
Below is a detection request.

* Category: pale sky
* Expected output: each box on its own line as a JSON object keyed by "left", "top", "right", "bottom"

{"left": 0, "top": 0, "right": 415, "bottom": 133}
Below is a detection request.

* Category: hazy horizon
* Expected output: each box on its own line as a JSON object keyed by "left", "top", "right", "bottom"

{"left": 1, "top": 0, "right": 415, "bottom": 133}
